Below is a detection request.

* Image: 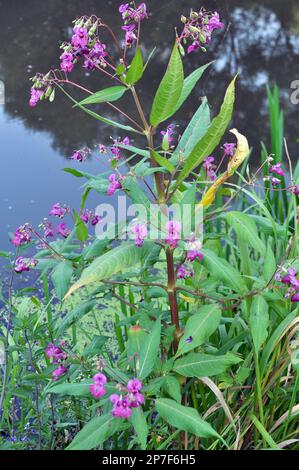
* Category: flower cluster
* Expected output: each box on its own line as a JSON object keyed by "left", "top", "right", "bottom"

{"left": 119, "top": 3, "right": 148, "bottom": 48}
{"left": 110, "top": 379, "right": 144, "bottom": 419}
{"left": 222, "top": 142, "right": 236, "bottom": 157}
{"left": 11, "top": 224, "right": 32, "bottom": 247}
{"left": 107, "top": 173, "right": 122, "bottom": 196}
{"left": 177, "top": 239, "right": 204, "bottom": 280}
{"left": 203, "top": 156, "right": 216, "bottom": 181}
{"left": 71, "top": 147, "right": 91, "bottom": 162}
{"left": 29, "top": 73, "right": 55, "bottom": 108}
{"left": 45, "top": 343, "right": 68, "bottom": 380}
{"left": 49, "top": 202, "right": 69, "bottom": 219}
{"left": 60, "top": 18, "right": 108, "bottom": 72}
{"left": 80, "top": 209, "right": 101, "bottom": 226}
{"left": 269, "top": 163, "right": 285, "bottom": 187}
{"left": 131, "top": 222, "right": 148, "bottom": 247}
{"left": 166, "top": 220, "right": 181, "bottom": 249}
{"left": 179, "top": 8, "right": 223, "bottom": 54}
{"left": 99, "top": 137, "right": 130, "bottom": 162}
{"left": 89, "top": 373, "right": 107, "bottom": 398}
{"left": 14, "top": 256, "right": 37, "bottom": 274}
{"left": 276, "top": 267, "right": 299, "bottom": 302}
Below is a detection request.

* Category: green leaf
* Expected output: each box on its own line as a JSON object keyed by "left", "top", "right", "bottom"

{"left": 66, "top": 414, "right": 122, "bottom": 450}
{"left": 125, "top": 48, "right": 144, "bottom": 85}
{"left": 201, "top": 248, "right": 247, "bottom": 293}
{"left": 176, "top": 76, "right": 237, "bottom": 186}
{"left": 74, "top": 210, "right": 88, "bottom": 243}
{"left": 66, "top": 242, "right": 153, "bottom": 297}
{"left": 74, "top": 86, "right": 127, "bottom": 107}
{"left": 250, "top": 295, "right": 269, "bottom": 353}
{"left": 130, "top": 408, "right": 148, "bottom": 450}
{"left": 176, "top": 304, "right": 221, "bottom": 357}
{"left": 56, "top": 84, "right": 138, "bottom": 133}
{"left": 138, "top": 319, "right": 161, "bottom": 380}
{"left": 263, "top": 241, "right": 276, "bottom": 283}
{"left": 163, "top": 376, "right": 182, "bottom": 403}
{"left": 152, "top": 150, "right": 175, "bottom": 173}
{"left": 172, "top": 97, "right": 210, "bottom": 161}
{"left": 118, "top": 144, "right": 150, "bottom": 158}
{"left": 174, "top": 62, "right": 213, "bottom": 113}
{"left": 82, "top": 335, "right": 107, "bottom": 359}
{"left": 224, "top": 211, "right": 265, "bottom": 253}
{"left": 47, "top": 381, "right": 92, "bottom": 397}
{"left": 150, "top": 45, "right": 184, "bottom": 126}
{"left": 57, "top": 300, "right": 97, "bottom": 335}
{"left": 173, "top": 352, "right": 241, "bottom": 378}
{"left": 51, "top": 261, "right": 73, "bottom": 300}
{"left": 155, "top": 399, "right": 221, "bottom": 440}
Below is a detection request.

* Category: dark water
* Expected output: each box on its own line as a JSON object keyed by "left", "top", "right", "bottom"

{"left": 1, "top": 0, "right": 299, "bottom": 252}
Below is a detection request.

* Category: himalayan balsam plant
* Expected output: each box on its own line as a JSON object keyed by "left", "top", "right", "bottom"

{"left": 1, "top": 3, "right": 299, "bottom": 451}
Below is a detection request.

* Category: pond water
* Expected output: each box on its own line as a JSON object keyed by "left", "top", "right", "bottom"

{"left": 0, "top": 0, "right": 299, "bottom": 252}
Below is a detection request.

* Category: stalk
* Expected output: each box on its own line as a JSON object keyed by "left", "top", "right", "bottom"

{"left": 166, "top": 248, "right": 180, "bottom": 351}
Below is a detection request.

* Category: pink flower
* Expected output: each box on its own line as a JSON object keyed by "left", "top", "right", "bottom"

{"left": 52, "top": 365, "right": 68, "bottom": 381}
{"left": 186, "top": 239, "right": 203, "bottom": 262}
{"left": 203, "top": 156, "right": 216, "bottom": 181}
{"left": 80, "top": 209, "right": 91, "bottom": 224}
{"left": 93, "top": 373, "right": 107, "bottom": 386}
{"left": 208, "top": 12, "right": 224, "bottom": 32}
{"left": 14, "top": 257, "right": 37, "bottom": 273}
{"left": 60, "top": 52, "right": 74, "bottom": 73}
{"left": 166, "top": 220, "right": 181, "bottom": 248}
{"left": 57, "top": 222, "right": 70, "bottom": 238}
{"left": 177, "top": 264, "right": 194, "bottom": 279}
{"left": 72, "top": 26, "right": 88, "bottom": 48}
{"left": 222, "top": 143, "right": 236, "bottom": 157}
{"left": 107, "top": 174, "right": 122, "bottom": 196}
{"left": 49, "top": 203, "right": 68, "bottom": 218}
{"left": 269, "top": 163, "right": 285, "bottom": 177}
{"left": 161, "top": 124, "right": 176, "bottom": 149}
{"left": 291, "top": 293, "right": 299, "bottom": 302}
{"left": 292, "top": 185, "right": 299, "bottom": 196}
{"left": 89, "top": 383, "right": 106, "bottom": 399}
{"left": 45, "top": 343, "right": 67, "bottom": 364}
{"left": 111, "top": 396, "right": 132, "bottom": 419}
{"left": 129, "top": 392, "right": 145, "bottom": 408}
{"left": 91, "top": 215, "right": 101, "bottom": 226}
{"left": 127, "top": 378, "right": 142, "bottom": 393}
{"left": 131, "top": 223, "right": 147, "bottom": 247}
{"left": 11, "top": 224, "right": 32, "bottom": 247}
{"left": 43, "top": 221, "right": 54, "bottom": 238}
{"left": 29, "top": 88, "right": 44, "bottom": 107}
{"left": 271, "top": 177, "right": 281, "bottom": 187}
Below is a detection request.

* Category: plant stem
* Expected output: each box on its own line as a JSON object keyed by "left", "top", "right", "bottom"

{"left": 166, "top": 249, "right": 180, "bottom": 351}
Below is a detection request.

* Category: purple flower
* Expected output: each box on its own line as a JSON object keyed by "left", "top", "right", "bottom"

{"left": 49, "top": 203, "right": 68, "bottom": 218}
{"left": 292, "top": 185, "right": 299, "bottom": 196}
{"left": 161, "top": 124, "right": 176, "bottom": 149}
{"left": 72, "top": 26, "right": 89, "bottom": 48}
{"left": 43, "top": 221, "right": 54, "bottom": 238}
{"left": 291, "top": 293, "right": 299, "bottom": 302}
{"left": 52, "top": 365, "right": 68, "bottom": 381}
{"left": 186, "top": 239, "right": 203, "bottom": 262}
{"left": 166, "top": 220, "right": 181, "bottom": 248}
{"left": 208, "top": 12, "right": 224, "bottom": 32}
{"left": 29, "top": 88, "right": 44, "bottom": 108}
{"left": 91, "top": 215, "right": 101, "bottom": 226}
{"left": 71, "top": 147, "right": 91, "bottom": 162}
{"left": 185, "top": 336, "right": 193, "bottom": 343}
{"left": 179, "top": 8, "right": 223, "bottom": 54}
{"left": 271, "top": 177, "right": 281, "bottom": 187}
{"left": 127, "top": 378, "right": 143, "bottom": 393}
{"left": 11, "top": 224, "right": 32, "bottom": 247}
{"left": 99, "top": 144, "right": 107, "bottom": 154}
{"left": 80, "top": 209, "right": 91, "bottom": 224}
{"left": 129, "top": 392, "right": 145, "bottom": 408}
{"left": 222, "top": 143, "right": 236, "bottom": 157}
{"left": 89, "top": 383, "right": 106, "bottom": 399}
{"left": 187, "top": 41, "right": 200, "bottom": 54}
{"left": 14, "top": 257, "right": 37, "bottom": 273}
{"left": 177, "top": 264, "right": 194, "bottom": 279}
{"left": 45, "top": 343, "right": 67, "bottom": 364}
{"left": 107, "top": 174, "right": 122, "bottom": 196}
{"left": 131, "top": 223, "right": 147, "bottom": 247}
{"left": 110, "top": 396, "right": 132, "bottom": 419}
{"left": 60, "top": 52, "right": 74, "bottom": 73}
{"left": 93, "top": 373, "right": 107, "bottom": 385}
{"left": 269, "top": 163, "right": 285, "bottom": 177}
{"left": 203, "top": 156, "right": 216, "bottom": 181}
{"left": 57, "top": 222, "right": 70, "bottom": 238}
{"left": 122, "top": 136, "right": 131, "bottom": 146}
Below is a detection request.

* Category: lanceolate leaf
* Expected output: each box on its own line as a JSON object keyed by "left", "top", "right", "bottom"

{"left": 74, "top": 86, "right": 127, "bottom": 106}
{"left": 174, "top": 62, "right": 213, "bottom": 113}
{"left": 176, "top": 76, "right": 237, "bottom": 186}
{"left": 47, "top": 381, "right": 92, "bottom": 397}
{"left": 150, "top": 45, "right": 184, "bottom": 126}
{"left": 172, "top": 96, "right": 210, "bottom": 160}
{"left": 130, "top": 408, "right": 148, "bottom": 450}
{"left": 173, "top": 352, "right": 241, "bottom": 378}
{"left": 66, "top": 414, "right": 122, "bottom": 450}
{"left": 249, "top": 295, "right": 269, "bottom": 353}
{"left": 176, "top": 304, "right": 221, "bottom": 357}
{"left": 152, "top": 150, "right": 175, "bottom": 173}
{"left": 155, "top": 399, "right": 221, "bottom": 440}
{"left": 224, "top": 211, "right": 266, "bottom": 253}
{"left": 65, "top": 242, "right": 153, "bottom": 298}
{"left": 51, "top": 261, "right": 73, "bottom": 300}
{"left": 138, "top": 319, "right": 161, "bottom": 380}
{"left": 57, "top": 299, "right": 97, "bottom": 335}
{"left": 201, "top": 248, "right": 247, "bottom": 293}
{"left": 125, "top": 48, "right": 144, "bottom": 85}
{"left": 56, "top": 84, "right": 138, "bottom": 133}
